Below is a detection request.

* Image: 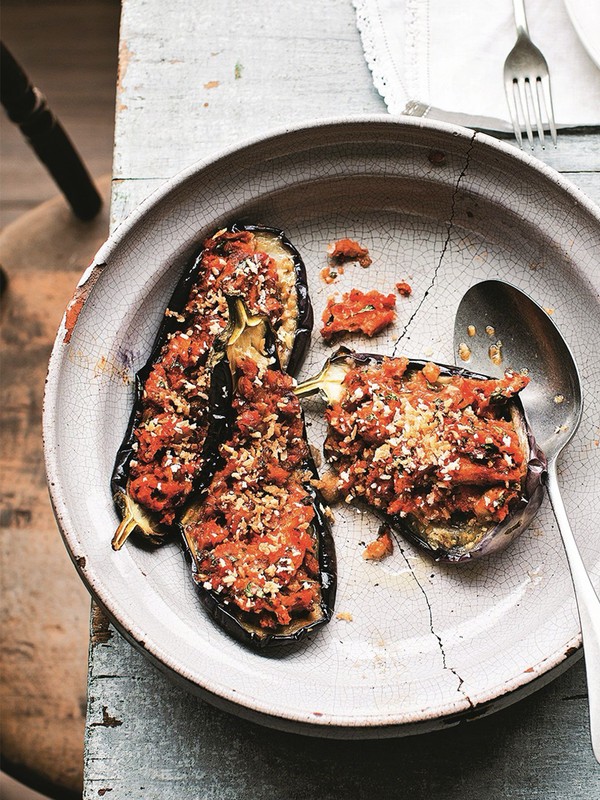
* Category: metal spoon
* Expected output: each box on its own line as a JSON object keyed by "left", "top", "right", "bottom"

{"left": 454, "top": 279, "right": 600, "bottom": 763}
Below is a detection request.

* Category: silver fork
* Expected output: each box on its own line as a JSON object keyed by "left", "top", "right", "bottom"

{"left": 503, "top": 0, "right": 558, "bottom": 148}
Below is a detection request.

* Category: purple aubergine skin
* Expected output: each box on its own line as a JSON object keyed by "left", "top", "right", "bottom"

{"left": 180, "top": 310, "right": 336, "bottom": 650}
{"left": 111, "top": 224, "right": 314, "bottom": 547}
{"left": 321, "top": 348, "right": 548, "bottom": 564}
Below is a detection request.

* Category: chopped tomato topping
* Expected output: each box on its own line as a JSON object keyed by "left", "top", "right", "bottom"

{"left": 395, "top": 281, "right": 412, "bottom": 297}
{"left": 184, "top": 361, "right": 321, "bottom": 630}
{"left": 328, "top": 238, "right": 372, "bottom": 268}
{"left": 321, "top": 289, "right": 396, "bottom": 340}
{"left": 127, "top": 229, "right": 294, "bottom": 524}
{"left": 324, "top": 357, "right": 530, "bottom": 530}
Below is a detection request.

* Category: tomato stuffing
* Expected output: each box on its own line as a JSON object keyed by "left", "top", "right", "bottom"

{"left": 321, "top": 288, "right": 396, "bottom": 340}
{"left": 127, "top": 230, "right": 291, "bottom": 524}
{"left": 324, "top": 357, "right": 530, "bottom": 529}
{"left": 184, "top": 359, "right": 321, "bottom": 630}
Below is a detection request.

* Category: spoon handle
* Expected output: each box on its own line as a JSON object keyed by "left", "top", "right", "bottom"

{"left": 546, "top": 461, "right": 600, "bottom": 764}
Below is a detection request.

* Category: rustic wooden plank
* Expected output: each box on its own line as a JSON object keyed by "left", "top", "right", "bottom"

{"left": 85, "top": 622, "right": 599, "bottom": 800}
{"left": 511, "top": 133, "right": 600, "bottom": 173}
{"left": 112, "top": 0, "right": 383, "bottom": 180}
{"left": 561, "top": 171, "right": 600, "bottom": 206}
{"left": 0, "top": 179, "right": 113, "bottom": 795}
{"left": 84, "top": 0, "right": 600, "bottom": 796}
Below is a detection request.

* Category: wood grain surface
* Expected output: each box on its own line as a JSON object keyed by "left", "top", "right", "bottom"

{"left": 82, "top": 0, "right": 600, "bottom": 797}
{"left": 1, "top": 3, "right": 119, "bottom": 794}
{"left": 0, "top": 181, "right": 112, "bottom": 796}
{"left": 0, "top": 0, "right": 119, "bottom": 228}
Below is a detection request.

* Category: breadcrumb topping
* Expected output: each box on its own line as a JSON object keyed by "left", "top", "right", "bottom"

{"left": 323, "top": 357, "right": 530, "bottom": 541}
{"left": 127, "top": 229, "right": 298, "bottom": 524}
{"left": 184, "top": 358, "right": 321, "bottom": 630}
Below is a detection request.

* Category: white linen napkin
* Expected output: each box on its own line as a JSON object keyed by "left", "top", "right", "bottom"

{"left": 354, "top": 0, "right": 600, "bottom": 130}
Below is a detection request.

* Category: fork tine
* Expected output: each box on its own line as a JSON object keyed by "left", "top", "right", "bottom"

{"left": 505, "top": 78, "right": 523, "bottom": 147}
{"left": 514, "top": 80, "right": 535, "bottom": 148}
{"left": 525, "top": 78, "right": 545, "bottom": 148}
{"left": 538, "top": 75, "right": 558, "bottom": 147}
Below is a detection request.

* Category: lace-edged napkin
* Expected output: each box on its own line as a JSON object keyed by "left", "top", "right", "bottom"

{"left": 354, "top": 0, "right": 600, "bottom": 130}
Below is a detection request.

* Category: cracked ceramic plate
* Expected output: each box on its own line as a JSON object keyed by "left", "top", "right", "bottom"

{"left": 44, "top": 118, "right": 600, "bottom": 736}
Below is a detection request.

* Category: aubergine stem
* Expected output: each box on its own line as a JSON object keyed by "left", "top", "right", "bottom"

{"left": 225, "top": 296, "right": 264, "bottom": 352}
{"left": 112, "top": 511, "right": 137, "bottom": 551}
{"left": 216, "top": 295, "right": 270, "bottom": 377}
{"left": 293, "top": 351, "right": 351, "bottom": 403}
{"left": 111, "top": 482, "right": 167, "bottom": 550}
{"left": 293, "top": 361, "right": 330, "bottom": 398}
{"left": 181, "top": 523, "right": 197, "bottom": 561}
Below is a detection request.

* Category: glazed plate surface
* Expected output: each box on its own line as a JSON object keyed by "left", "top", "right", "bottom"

{"left": 44, "top": 118, "right": 600, "bottom": 736}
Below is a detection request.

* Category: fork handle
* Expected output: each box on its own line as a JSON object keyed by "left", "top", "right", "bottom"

{"left": 512, "top": 0, "right": 530, "bottom": 38}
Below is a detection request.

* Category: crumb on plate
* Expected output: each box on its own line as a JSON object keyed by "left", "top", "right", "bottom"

{"left": 327, "top": 238, "right": 372, "bottom": 268}
{"left": 395, "top": 281, "right": 412, "bottom": 297}
{"left": 363, "top": 526, "right": 394, "bottom": 561}
{"left": 320, "top": 264, "right": 344, "bottom": 284}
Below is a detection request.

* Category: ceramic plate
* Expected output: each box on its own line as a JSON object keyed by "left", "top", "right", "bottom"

{"left": 564, "top": 0, "right": 600, "bottom": 70}
{"left": 44, "top": 118, "right": 600, "bottom": 736}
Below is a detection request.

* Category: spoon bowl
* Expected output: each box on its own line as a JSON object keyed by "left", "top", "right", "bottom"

{"left": 454, "top": 279, "right": 600, "bottom": 763}
{"left": 454, "top": 280, "right": 582, "bottom": 458}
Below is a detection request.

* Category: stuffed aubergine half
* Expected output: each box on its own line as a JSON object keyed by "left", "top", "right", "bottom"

{"left": 111, "top": 225, "right": 313, "bottom": 550}
{"left": 295, "top": 348, "right": 546, "bottom": 563}
{"left": 180, "top": 297, "right": 336, "bottom": 648}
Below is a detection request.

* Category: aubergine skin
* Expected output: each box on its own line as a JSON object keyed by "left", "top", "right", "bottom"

{"left": 111, "top": 224, "right": 313, "bottom": 548}
{"left": 309, "top": 348, "right": 548, "bottom": 564}
{"left": 180, "top": 299, "right": 336, "bottom": 649}
{"left": 188, "top": 479, "right": 337, "bottom": 650}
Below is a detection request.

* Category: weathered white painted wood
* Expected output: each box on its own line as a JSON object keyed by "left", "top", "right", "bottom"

{"left": 85, "top": 0, "right": 600, "bottom": 796}
{"left": 86, "top": 628, "right": 598, "bottom": 800}
{"left": 113, "top": 0, "right": 600, "bottom": 182}
{"left": 113, "top": 0, "right": 384, "bottom": 181}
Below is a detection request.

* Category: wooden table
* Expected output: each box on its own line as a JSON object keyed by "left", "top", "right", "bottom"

{"left": 84, "top": 1, "right": 600, "bottom": 796}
